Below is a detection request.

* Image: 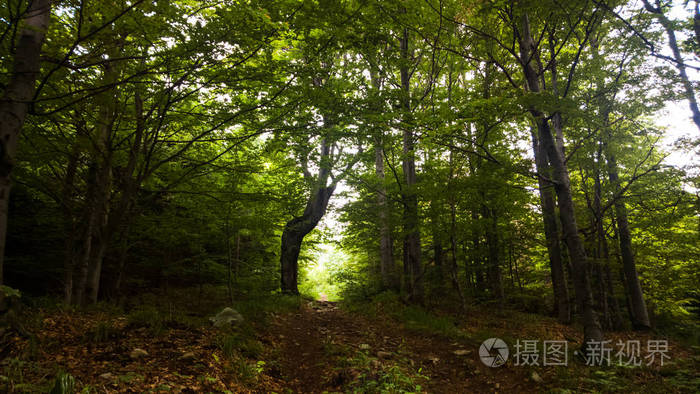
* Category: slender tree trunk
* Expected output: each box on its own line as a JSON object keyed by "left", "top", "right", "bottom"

{"left": 592, "top": 148, "right": 624, "bottom": 329}
{"left": 511, "top": 240, "right": 523, "bottom": 292}
{"left": 84, "top": 95, "right": 116, "bottom": 304}
{"left": 62, "top": 143, "right": 80, "bottom": 304}
{"left": 75, "top": 165, "right": 99, "bottom": 305}
{"left": 0, "top": 0, "right": 51, "bottom": 285}
{"left": 399, "top": 24, "right": 423, "bottom": 303}
{"left": 375, "top": 141, "right": 396, "bottom": 290}
{"left": 482, "top": 204, "right": 503, "bottom": 300}
{"left": 112, "top": 220, "right": 132, "bottom": 298}
{"left": 519, "top": 13, "right": 603, "bottom": 345}
{"left": 368, "top": 67, "right": 397, "bottom": 291}
{"left": 531, "top": 128, "right": 570, "bottom": 323}
{"left": 471, "top": 209, "right": 484, "bottom": 294}
{"left": 605, "top": 148, "right": 651, "bottom": 330}
{"left": 431, "top": 199, "right": 445, "bottom": 289}
{"left": 87, "top": 231, "right": 109, "bottom": 303}
{"left": 110, "top": 88, "right": 145, "bottom": 298}
{"left": 537, "top": 114, "right": 602, "bottom": 345}
{"left": 448, "top": 199, "right": 466, "bottom": 310}
{"left": 226, "top": 209, "right": 233, "bottom": 305}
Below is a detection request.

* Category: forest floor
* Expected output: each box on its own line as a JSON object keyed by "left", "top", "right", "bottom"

{"left": 1, "top": 292, "right": 699, "bottom": 393}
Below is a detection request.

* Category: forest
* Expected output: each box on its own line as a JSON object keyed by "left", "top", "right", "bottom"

{"left": 0, "top": 0, "right": 699, "bottom": 392}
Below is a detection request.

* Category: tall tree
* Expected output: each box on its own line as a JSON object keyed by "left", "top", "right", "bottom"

{"left": 0, "top": 0, "right": 51, "bottom": 285}
{"left": 399, "top": 14, "right": 424, "bottom": 304}
{"left": 518, "top": 11, "right": 603, "bottom": 346}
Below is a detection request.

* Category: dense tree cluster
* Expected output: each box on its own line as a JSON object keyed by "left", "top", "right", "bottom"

{"left": 2, "top": 0, "right": 699, "bottom": 348}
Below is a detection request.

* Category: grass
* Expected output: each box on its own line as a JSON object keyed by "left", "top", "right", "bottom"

{"left": 398, "top": 306, "right": 462, "bottom": 338}
{"left": 341, "top": 291, "right": 465, "bottom": 339}
{"left": 337, "top": 350, "right": 429, "bottom": 393}
{"left": 231, "top": 293, "right": 301, "bottom": 326}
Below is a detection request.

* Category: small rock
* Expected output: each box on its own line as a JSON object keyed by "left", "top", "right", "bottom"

{"left": 453, "top": 349, "right": 471, "bottom": 356}
{"left": 359, "top": 343, "right": 371, "bottom": 350}
{"left": 377, "top": 351, "right": 392, "bottom": 359}
{"left": 99, "top": 372, "right": 114, "bottom": 381}
{"left": 428, "top": 355, "right": 440, "bottom": 365}
{"left": 130, "top": 348, "right": 148, "bottom": 359}
{"left": 531, "top": 371, "right": 543, "bottom": 383}
{"left": 370, "top": 360, "right": 381, "bottom": 369}
{"left": 179, "top": 351, "right": 196, "bottom": 361}
{"left": 209, "top": 307, "right": 244, "bottom": 328}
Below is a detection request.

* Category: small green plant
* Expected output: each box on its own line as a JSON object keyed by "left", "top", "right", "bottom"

{"left": 217, "top": 333, "right": 240, "bottom": 359}
{"left": 49, "top": 371, "right": 75, "bottom": 394}
{"left": 233, "top": 359, "right": 266, "bottom": 384}
{"left": 339, "top": 351, "right": 429, "bottom": 393}
{"left": 216, "top": 332, "right": 263, "bottom": 359}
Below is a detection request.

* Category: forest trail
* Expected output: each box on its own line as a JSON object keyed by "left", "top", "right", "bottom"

{"left": 262, "top": 300, "right": 539, "bottom": 393}
{"left": 5, "top": 296, "right": 695, "bottom": 392}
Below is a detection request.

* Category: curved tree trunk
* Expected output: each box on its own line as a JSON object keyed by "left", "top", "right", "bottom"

{"left": 280, "top": 185, "right": 335, "bottom": 294}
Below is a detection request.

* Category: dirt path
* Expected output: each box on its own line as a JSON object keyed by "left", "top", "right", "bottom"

{"left": 262, "top": 300, "right": 539, "bottom": 393}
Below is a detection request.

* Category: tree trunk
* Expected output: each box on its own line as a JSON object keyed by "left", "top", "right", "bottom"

{"left": 75, "top": 164, "right": 99, "bottom": 305}
{"left": 62, "top": 143, "right": 80, "bottom": 304}
{"left": 87, "top": 224, "right": 110, "bottom": 304}
{"left": 519, "top": 12, "right": 603, "bottom": 346}
{"left": 531, "top": 128, "right": 571, "bottom": 324}
{"left": 448, "top": 194, "right": 466, "bottom": 310}
{"left": 0, "top": 0, "right": 51, "bottom": 285}
{"left": 592, "top": 148, "right": 623, "bottom": 329}
{"left": 112, "top": 221, "right": 132, "bottom": 298}
{"left": 83, "top": 101, "right": 116, "bottom": 304}
{"left": 431, "top": 200, "right": 445, "bottom": 289}
{"left": 280, "top": 185, "right": 335, "bottom": 294}
{"left": 482, "top": 204, "right": 503, "bottom": 300}
{"left": 109, "top": 88, "right": 145, "bottom": 298}
{"left": 375, "top": 141, "right": 396, "bottom": 290}
{"left": 399, "top": 24, "right": 423, "bottom": 303}
{"left": 605, "top": 148, "right": 651, "bottom": 330}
